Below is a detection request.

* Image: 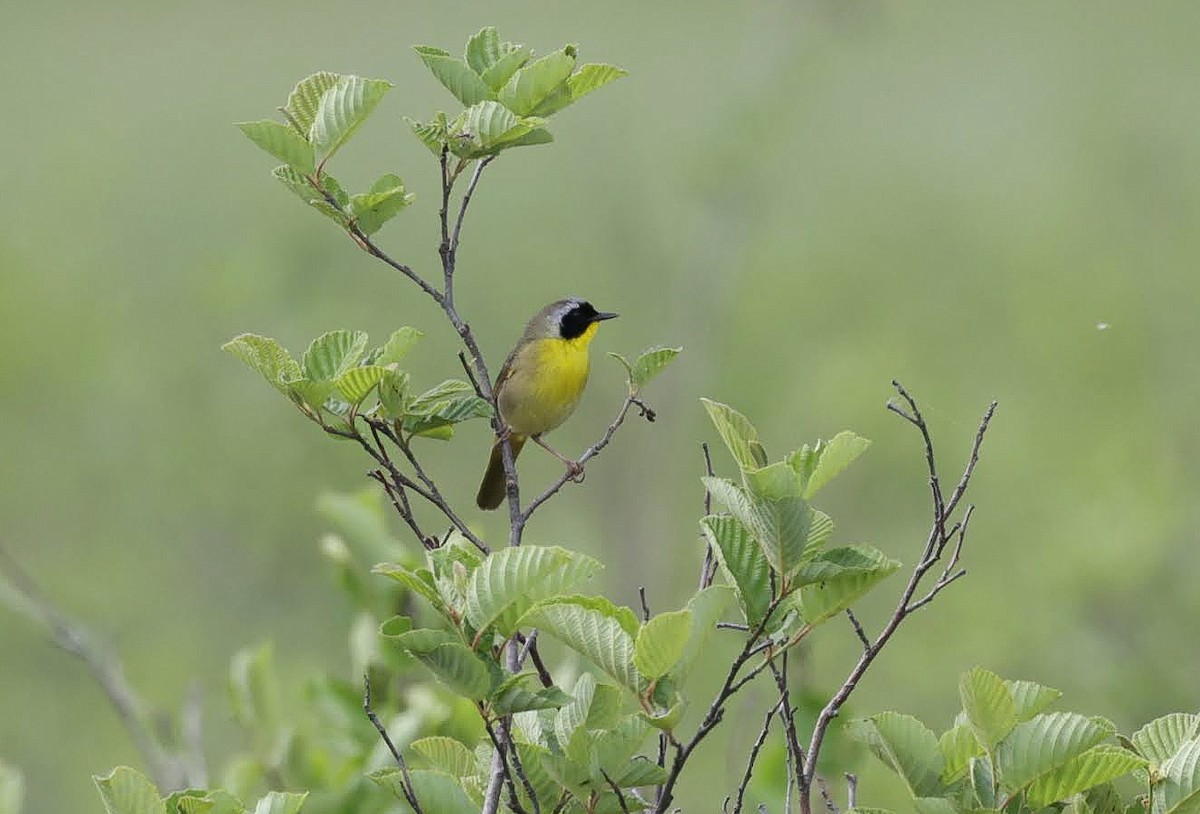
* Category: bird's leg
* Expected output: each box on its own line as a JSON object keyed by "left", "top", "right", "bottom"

{"left": 493, "top": 424, "right": 513, "bottom": 447}
{"left": 531, "top": 434, "right": 585, "bottom": 482}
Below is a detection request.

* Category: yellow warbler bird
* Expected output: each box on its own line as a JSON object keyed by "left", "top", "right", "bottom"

{"left": 476, "top": 298, "right": 618, "bottom": 510}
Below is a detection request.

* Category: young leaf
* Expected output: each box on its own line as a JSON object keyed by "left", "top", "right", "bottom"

{"left": 449, "top": 101, "right": 546, "bottom": 158}
{"left": 1007, "top": 679, "right": 1063, "bottom": 722}
{"left": 372, "top": 768, "right": 478, "bottom": 814}
{"left": 1157, "top": 738, "right": 1200, "bottom": 814}
{"left": 1133, "top": 714, "right": 1200, "bottom": 768}
{"left": 372, "top": 563, "right": 447, "bottom": 618}
{"left": 465, "top": 545, "right": 602, "bottom": 637}
{"left": 374, "top": 326, "right": 424, "bottom": 366}
{"left": 960, "top": 667, "right": 1018, "bottom": 750}
{"left": 520, "top": 596, "right": 643, "bottom": 694}
{"left": 349, "top": 174, "right": 414, "bottom": 235}
{"left": 335, "top": 365, "right": 387, "bottom": 405}
{"left": 251, "top": 791, "right": 307, "bottom": 814}
{"left": 481, "top": 47, "right": 532, "bottom": 92}
{"left": 411, "top": 736, "right": 477, "bottom": 779}
{"left": 701, "top": 514, "right": 772, "bottom": 623}
{"left": 378, "top": 369, "right": 411, "bottom": 419}
{"left": 93, "top": 767, "right": 165, "bottom": 814}
{"left": 236, "top": 120, "right": 315, "bottom": 174}
{"left": 634, "top": 609, "right": 691, "bottom": 680}
{"left": 970, "top": 755, "right": 996, "bottom": 808}
{"left": 1025, "top": 745, "right": 1145, "bottom": 807}
{"left": 498, "top": 47, "right": 577, "bottom": 115}
{"left": 802, "top": 431, "right": 872, "bottom": 498}
{"left": 229, "top": 643, "right": 281, "bottom": 735}
{"left": 671, "top": 585, "right": 734, "bottom": 685}
{"left": 309, "top": 75, "right": 392, "bottom": 164}
{"left": 797, "top": 545, "right": 902, "bottom": 624}
{"left": 403, "top": 379, "right": 493, "bottom": 436}
{"left": 406, "top": 112, "right": 450, "bottom": 155}
{"left": 701, "top": 399, "right": 767, "bottom": 470}
{"left": 995, "top": 712, "right": 1114, "bottom": 791}
{"left": 464, "top": 27, "right": 501, "bottom": 74}
{"left": 414, "top": 46, "right": 494, "bottom": 106}
{"left": 566, "top": 63, "right": 628, "bottom": 103}
{"left": 302, "top": 330, "right": 369, "bottom": 381}
{"left": 271, "top": 166, "right": 349, "bottom": 226}
{"left": 630, "top": 346, "right": 681, "bottom": 390}
{"left": 223, "top": 334, "right": 302, "bottom": 393}
{"left": 284, "top": 72, "right": 339, "bottom": 135}
{"left": 847, "top": 712, "right": 944, "bottom": 797}
{"left": 704, "top": 476, "right": 811, "bottom": 578}
{"left": 491, "top": 674, "right": 573, "bottom": 715}
{"left": 405, "top": 642, "right": 494, "bottom": 700}
{"left": 939, "top": 723, "right": 983, "bottom": 784}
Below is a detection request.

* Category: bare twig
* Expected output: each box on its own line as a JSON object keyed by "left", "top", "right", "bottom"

{"left": 602, "top": 770, "right": 633, "bottom": 814}
{"left": 364, "top": 674, "right": 424, "bottom": 814}
{"left": 639, "top": 586, "right": 651, "bottom": 622}
{"left": 699, "top": 442, "right": 718, "bottom": 589}
{"left": 731, "top": 696, "right": 785, "bottom": 814}
{"left": 845, "top": 609, "right": 870, "bottom": 651}
{"left": 482, "top": 717, "right": 527, "bottom": 814}
{"left": 845, "top": 774, "right": 857, "bottom": 810}
{"left": 817, "top": 776, "right": 840, "bottom": 814}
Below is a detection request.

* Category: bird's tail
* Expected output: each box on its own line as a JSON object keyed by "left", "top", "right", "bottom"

{"left": 476, "top": 435, "right": 526, "bottom": 510}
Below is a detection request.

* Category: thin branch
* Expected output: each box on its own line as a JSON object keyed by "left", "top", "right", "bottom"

{"left": 364, "top": 674, "right": 424, "bottom": 814}
{"left": 602, "top": 770, "right": 633, "bottom": 814}
{"left": 638, "top": 586, "right": 651, "bottom": 622}
{"left": 459, "top": 350, "right": 485, "bottom": 399}
{"left": 845, "top": 774, "right": 858, "bottom": 810}
{"left": 503, "top": 718, "right": 541, "bottom": 814}
{"left": 699, "top": 442, "right": 718, "bottom": 589}
{"left": 845, "top": 609, "right": 870, "bottom": 651}
{"left": 731, "top": 695, "right": 784, "bottom": 814}
{"left": 482, "top": 717, "right": 527, "bottom": 814}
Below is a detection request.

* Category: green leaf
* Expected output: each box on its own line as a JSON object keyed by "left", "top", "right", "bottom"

{"left": 912, "top": 800, "right": 957, "bottom": 814}
{"left": 995, "top": 712, "right": 1114, "bottom": 791}
{"left": 94, "top": 767, "right": 165, "bottom": 814}
{"left": 971, "top": 755, "right": 996, "bottom": 808}
{"left": 0, "top": 762, "right": 23, "bottom": 814}
{"left": 271, "top": 166, "right": 349, "bottom": 225}
{"left": 411, "top": 736, "right": 477, "bottom": 779}
{"left": 466, "top": 545, "right": 602, "bottom": 637}
{"left": 940, "top": 723, "right": 983, "bottom": 784}
{"left": 464, "top": 27, "right": 501, "bottom": 74}
{"left": 302, "top": 330, "right": 369, "bottom": 381}
{"left": 284, "top": 72, "right": 339, "bottom": 135}
{"left": 1157, "top": 738, "right": 1200, "bottom": 814}
{"left": 671, "top": 585, "right": 734, "bottom": 684}
{"left": 491, "top": 673, "right": 573, "bottom": 715}
{"left": 349, "top": 174, "right": 414, "bottom": 235}
{"left": 414, "top": 46, "right": 494, "bottom": 106}
{"left": 229, "top": 643, "right": 280, "bottom": 735}
{"left": 251, "top": 792, "right": 307, "bottom": 814}
{"left": 1026, "top": 746, "right": 1145, "bottom": 807}
{"left": 704, "top": 476, "right": 811, "bottom": 578}
{"left": 798, "top": 545, "right": 900, "bottom": 624}
{"left": 614, "top": 759, "right": 669, "bottom": 787}
{"left": 334, "top": 365, "right": 386, "bottom": 405}
{"left": 1007, "top": 680, "right": 1063, "bottom": 722}
{"left": 848, "top": 712, "right": 944, "bottom": 797}
{"left": 378, "top": 369, "right": 411, "bottom": 419}
{"left": 372, "top": 563, "right": 447, "bottom": 617}
{"left": 498, "top": 47, "right": 577, "bottom": 115}
{"left": 701, "top": 398, "right": 766, "bottom": 470}
{"left": 403, "top": 380, "right": 493, "bottom": 436}
{"left": 520, "top": 596, "right": 643, "bottom": 693}
{"left": 634, "top": 609, "right": 691, "bottom": 679}
{"left": 237, "top": 120, "right": 315, "bottom": 174}
{"left": 406, "top": 112, "right": 449, "bottom": 155}
{"left": 626, "top": 346, "right": 681, "bottom": 390}
{"left": 285, "top": 379, "right": 335, "bottom": 413}
{"left": 223, "top": 334, "right": 302, "bottom": 393}
{"left": 309, "top": 75, "right": 392, "bottom": 164}
{"left": 449, "top": 101, "right": 546, "bottom": 158}
{"left": 1133, "top": 714, "right": 1200, "bottom": 768}
{"left": 481, "top": 47, "right": 533, "bottom": 92}
{"left": 960, "top": 667, "right": 1018, "bottom": 750}
{"left": 375, "top": 327, "right": 424, "bottom": 366}
{"left": 405, "top": 642, "right": 494, "bottom": 700}
{"left": 701, "top": 514, "right": 772, "bottom": 623}
{"left": 372, "top": 768, "right": 477, "bottom": 814}
{"left": 802, "top": 431, "right": 872, "bottom": 498}
{"left": 567, "top": 63, "right": 628, "bottom": 102}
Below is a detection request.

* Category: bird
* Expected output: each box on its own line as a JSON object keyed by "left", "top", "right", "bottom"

{"left": 476, "top": 297, "right": 618, "bottom": 510}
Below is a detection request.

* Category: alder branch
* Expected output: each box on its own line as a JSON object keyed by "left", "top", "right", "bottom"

{"left": 364, "top": 675, "right": 424, "bottom": 814}
{"left": 797, "top": 384, "right": 997, "bottom": 814}
{"left": 730, "top": 695, "right": 785, "bottom": 814}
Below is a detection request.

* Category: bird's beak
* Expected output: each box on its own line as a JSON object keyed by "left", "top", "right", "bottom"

{"left": 593, "top": 311, "right": 619, "bottom": 322}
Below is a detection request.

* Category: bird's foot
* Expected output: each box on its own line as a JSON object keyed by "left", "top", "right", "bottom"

{"left": 565, "top": 459, "right": 586, "bottom": 483}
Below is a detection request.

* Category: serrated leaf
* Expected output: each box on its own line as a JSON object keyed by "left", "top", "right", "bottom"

{"left": 492, "top": 674, "right": 573, "bottom": 715}
{"left": 271, "top": 165, "right": 349, "bottom": 225}
{"left": 403, "top": 379, "right": 493, "bottom": 435}
{"left": 251, "top": 791, "right": 307, "bottom": 814}
{"left": 94, "top": 767, "right": 165, "bottom": 814}
{"left": 634, "top": 610, "right": 691, "bottom": 679}
{"left": 334, "top": 365, "right": 387, "bottom": 405}
{"left": 372, "top": 768, "right": 477, "bottom": 814}
{"left": 411, "top": 736, "right": 477, "bottom": 779}
{"left": 406, "top": 112, "right": 449, "bottom": 155}
{"left": 349, "top": 174, "right": 413, "bottom": 235}
{"left": 223, "top": 334, "right": 302, "bottom": 393}
{"left": 912, "top": 801, "right": 956, "bottom": 814}
{"left": 406, "top": 642, "right": 494, "bottom": 700}
{"left": 1134, "top": 714, "right": 1200, "bottom": 768}
{"left": 996, "top": 712, "right": 1113, "bottom": 791}
{"left": 464, "top": 27, "right": 501, "bottom": 74}
{"left": 533, "top": 62, "right": 629, "bottom": 117}
{"left": 971, "top": 756, "right": 996, "bottom": 808}
{"left": 378, "top": 369, "right": 411, "bottom": 419}
{"left": 465, "top": 545, "right": 602, "bottom": 637}
{"left": 614, "top": 759, "right": 669, "bottom": 787}
{"left": 414, "top": 46, "right": 494, "bottom": 106}
{"left": 802, "top": 431, "right": 872, "bottom": 498}
{"left": 512, "top": 742, "right": 560, "bottom": 807}
{"left": 701, "top": 398, "right": 766, "bottom": 470}
{"left": 481, "top": 47, "right": 533, "bottom": 92}
{"left": 284, "top": 72, "right": 339, "bottom": 135}
{"left": 848, "top": 712, "right": 944, "bottom": 797}
{"left": 449, "top": 101, "right": 546, "bottom": 158}
{"left": 237, "top": 120, "right": 315, "bottom": 174}
{"left": 701, "top": 514, "right": 771, "bottom": 623}
{"left": 704, "top": 476, "right": 810, "bottom": 578}
{"left": 1007, "top": 680, "right": 1063, "bottom": 722}
{"left": 285, "top": 379, "right": 335, "bottom": 413}
{"left": 302, "top": 330, "right": 369, "bottom": 381}
{"left": 625, "top": 346, "right": 681, "bottom": 390}
{"left": 941, "top": 724, "right": 983, "bottom": 784}
{"left": 798, "top": 545, "right": 902, "bottom": 624}
{"left": 672, "top": 585, "right": 734, "bottom": 684}
{"left": 375, "top": 327, "right": 424, "bottom": 366}
{"left": 960, "top": 668, "right": 1018, "bottom": 750}
{"left": 310, "top": 75, "right": 391, "bottom": 163}
{"left": 498, "top": 48, "right": 576, "bottom": 115}
{"left": 520, "top": 596, "right": 643, "bottom": 693}
{"left": 1157, "top": 738, "right": 1200, "bottom": 814}
{"left": 372, "top": 563, "right": 447, "bottom": 617}
{"left": 1026, "top": 746, "right": 1145, "bottom": 807}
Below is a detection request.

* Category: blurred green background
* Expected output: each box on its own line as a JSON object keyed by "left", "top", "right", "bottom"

{"left": 4, "top": 1, "right": 1200, "bottom": 811}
